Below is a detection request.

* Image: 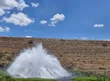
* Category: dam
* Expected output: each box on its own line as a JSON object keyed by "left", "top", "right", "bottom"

{"left": 0, "top": 37, "right": 110, "bottom": 76}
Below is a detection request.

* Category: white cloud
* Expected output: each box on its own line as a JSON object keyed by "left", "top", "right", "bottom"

{"left": 5, "top": 27, "right": 10, "bottom": 32}
{"left": 0, "top": 0, "right": 18, "bottom": 10}
{"left": 81, "top": 37, "right": 88, "bottom": 40}
{"left": 26, "top": 36, "right": 32, "bottom": 38}
{"left": 0, "top": 0, "right": 29, "bottom": 16}
{"left": 31, "top": 3, "right": 39, "bottom": 8}
{"left": 49, "top": 13, "right": 65, "bottom": 26}
{"left": 0, "top": 0, "right": 29, "bottom": 11}
{"left": 94, "top": 24, "right": 104, "bottom": 27}
{"left": 3, "top": 12, "right": 34, "bottom": 26}
{"left": 0, "top": 26, "right": 10, "bottom": 32}
{"left": 17, "top": 0, "right": 29, "bottom": 11}
{"left": 40, "top": 20, "right": 47, "bottom": 25}
{"left": 0, "top": 8, "right": 5, "bottom": 16}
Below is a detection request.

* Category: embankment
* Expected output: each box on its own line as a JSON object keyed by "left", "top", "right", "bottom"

{"left": 0, "top": 37, "right": 110, "bottom": 75}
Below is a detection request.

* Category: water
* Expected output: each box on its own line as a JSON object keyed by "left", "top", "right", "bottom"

{"left": 7, "top": 43, "right": 71, "bottom": 79}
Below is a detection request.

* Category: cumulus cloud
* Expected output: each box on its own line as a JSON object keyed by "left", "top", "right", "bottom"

{"left": 3, "top": 12, "right": 34, "bottom": 26}
{"left": 31, "top": 3, "right": 39, "bottom": 8}
{"left": 49, "top": 13, "right": 65, "bottom": 26}
{"left": 0, "top": 0, "right": 18, "bottom": 10}
{"left": 0, "top": 8, "right": 5, "bottom": 16}
{"left": 26, "top": 36, "right": 32, "bottom": 38}
{"left": 0, "top": 0, "right": 29, "bottom": 11}
{"left": 94, "top": 24, "right": 104, "bottom": 27}
{"left": 40, "top": 20, "right": 47, "bottom": 25}
{"left": 0, "top": 26, "right": 10, "bottom": 32}
{"left": 17, "top": 0, "right": 29, "bottom": 11}
{"left": 0, "top": 0, "right": 29, "bottom": 15}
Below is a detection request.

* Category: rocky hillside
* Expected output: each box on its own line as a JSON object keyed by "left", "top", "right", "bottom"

{"left": 0, "top": 37, "right": 110, "bottom": 75}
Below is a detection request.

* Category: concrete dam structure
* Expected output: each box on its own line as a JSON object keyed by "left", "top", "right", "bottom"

{"left": 0, "top": 37, "right": 110, "bottom": 75}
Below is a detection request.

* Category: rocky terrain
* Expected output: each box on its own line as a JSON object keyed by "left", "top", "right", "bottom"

{"left": 0, "top": 37, "right": 110, "bottom": 75}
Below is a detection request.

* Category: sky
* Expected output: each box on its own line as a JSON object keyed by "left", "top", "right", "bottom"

{"left": 0, "top": 0, "right": 110, "bottom": 40}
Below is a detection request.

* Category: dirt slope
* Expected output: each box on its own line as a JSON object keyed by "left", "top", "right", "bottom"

{"left": 0, "top": 37, "right": 110, "bottom": 75}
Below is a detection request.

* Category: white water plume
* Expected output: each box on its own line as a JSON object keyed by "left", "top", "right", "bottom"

{"left": 7, "top": 43, "right": 71, "bottom": 79}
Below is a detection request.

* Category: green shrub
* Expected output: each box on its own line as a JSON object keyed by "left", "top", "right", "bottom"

{"left": 0, "top": 70, "right": 6, "bottom": 76}
{"left": 73, "top": 77, "right": 97, "bottom": 81}
{"left": 73, "top": 76, "right": 110, "bottom": 81}
{"left": 0, "top": 70, "right": 57, "bottom": 81}
{"left": 14, "top": 78, "right": 57, "bottom": 81}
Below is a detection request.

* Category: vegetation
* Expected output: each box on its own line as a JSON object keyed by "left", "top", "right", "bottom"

{"left": 69, "top": 70, "right": 110, "bottom": 81}
{"left": 73, "top": 76, "right": 110, "bottom": 81}
{"left": 14, "top": 78, "right": 56, "bottom": 81}
{"left": 0, "top": 70, "right": 57, "bottom": 81}
{"left": 1, "top": 69, "right": 110, "bottom": 81}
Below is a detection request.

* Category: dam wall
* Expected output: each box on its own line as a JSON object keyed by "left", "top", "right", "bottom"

{"left": 0, "top": 37, "right": 110, "bottom": 75}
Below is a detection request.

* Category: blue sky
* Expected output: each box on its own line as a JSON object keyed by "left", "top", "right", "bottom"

{"left": 0, "top": 0, "right": 110, "bottom": 40}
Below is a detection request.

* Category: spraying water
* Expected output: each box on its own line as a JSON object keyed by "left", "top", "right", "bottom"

{"left": 7, "top": 43, "right": 71, "bottom": 79}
